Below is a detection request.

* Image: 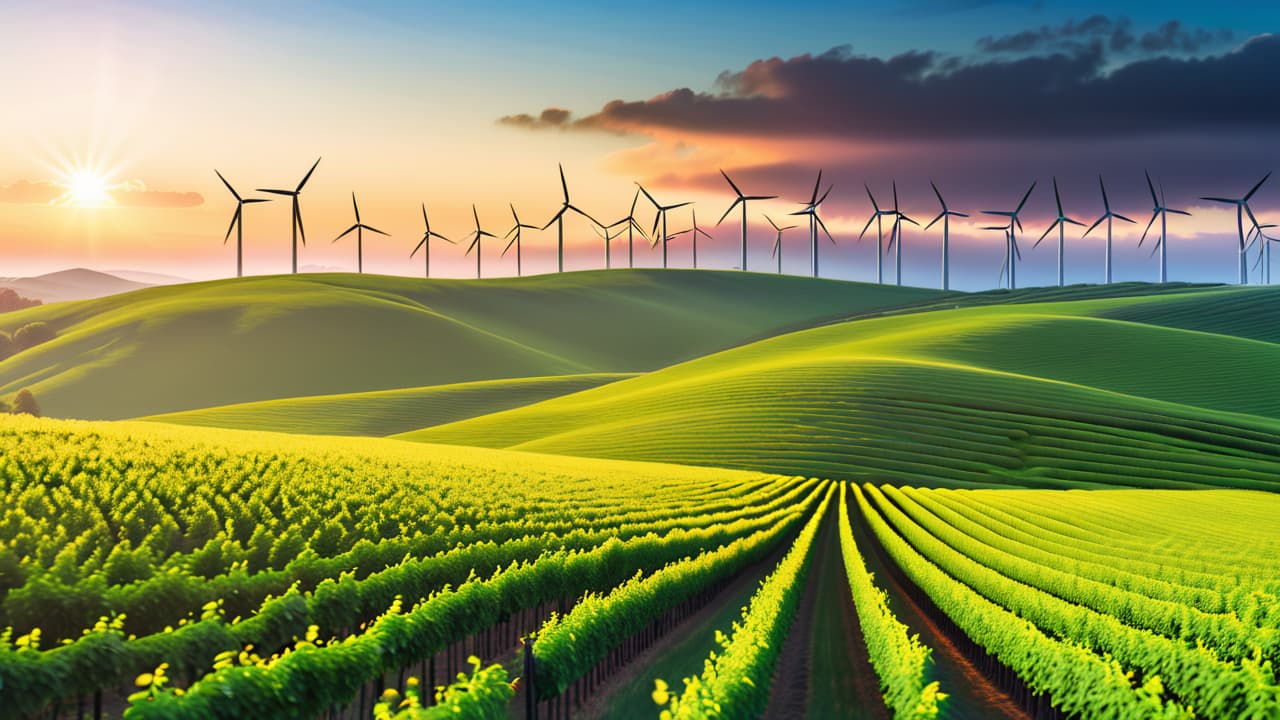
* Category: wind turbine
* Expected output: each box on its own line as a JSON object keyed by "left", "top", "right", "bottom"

{"left": 789, "top": 171, "right": 834, "bottom": 278}
{"left": 885, "top": 181, "right": 918, "bottom": 286}
{"left": 332, "top": 193, "right": 389, "bottom": 274}
{"left": 1034, "top": 178, "right": 1085, "bottom": 287}
{"left": 1247, "top": 223, "right": 1277, "bottom": 284}
{"left": 503, "top": 204, "right": 538, "bottom": 276}
{"left": 860, "top": 184, "right": 897, "bottom": 284}
{"left": 1201, "top": 172, "right": 1270, "bottom": 285}
{"left": 592, "top": 223, "right": 626, "bottom": 269}
{"left": 668, "top": 209, "right": 714, "bottom": 268}
{"left": 1082, "top": 176, "right": 1135, "bottom": 284}
{"left": 411, "top": 204, "right": 453, "bottom": 278}
{"left": 765, "top": 214, "right": 797, "bottom": 274}
{"left": 1141, "top": 172, "right": 1191, "bottom": 284}
{"left": 982, "top": 224, "right": 1021, "bottom": 290}
{"left": 214, "top": 170, "right": 270, "bottom": 278}
{"left": 600, "top": 190, "right": 650, "bottom": 269}
{"left": 982, "top": 182, "right": 1036, "bottom": 290}
{"left": 542, "top": 165, "right": 600, "bottom": 273}
{"left": 637, "top": 184, "right": 690, "bottom": 269}
{"left": 463, "top": 205, "right": 499, "bottom": 279}
{"left": 716, "top": 169, "right": 776, "bottom": 272}
{"left": 258, "top": 157, "right": 321, "bottom": 274}
{"left": 924, "top": 181, "right": 967, "bottom": 291}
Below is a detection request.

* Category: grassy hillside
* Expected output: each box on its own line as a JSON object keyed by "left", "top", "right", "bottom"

{"left": 405, "top": 290, "right": 1280, "bottom": 490}
{"left": 0, "top": 270, "right": 940, "bottom": 419}
{"left": 144, "top": 372, "right": 633, "bottom": 436}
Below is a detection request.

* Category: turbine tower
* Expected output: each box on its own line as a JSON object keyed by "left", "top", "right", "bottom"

{"left": 924, "top": 181, "right": 968, "bottom": 291}
{"left": 1035, "top": 178, "right": 1085, "bottom": 287}
{"left": 1141, "top": 172, "right": 1191, "bottom": 284}
{"left": 1248, "top": 222, "right": 1277, "bottom": 284}
{"left": 637, "top": 184, "right": 690, "bottom": 269}
{"left": 765, "top": 214, "right": 797, "bottom": 274}
{"left": 687, "top": 209, "right": 714, "bottom": 269}
{"left": 214, "top": 170, "right": 270, "bottom": 278}
{"left": 860, "top": 184, "right": 897, "bottom": 284}
{"left": 982, "top": 224, "right": 1021, "bottom": 290}
{"left": 1082, "top": 176, "right": 1135, "bottom": 284}
{"left": 716, "top": 169, "right": 776, "bottom": 272}
{"left": 1201, "top": 172, "right": 1270, "bottom": 285}
{"left": 885, "top": 181, "right": 918, "bottom": 287}
{"left": 464, "top": 204, "right": 499, "bottom": 279}
{"left": 982, "top": 182, "right": 1036, "bottom": 290}
{"left": 332, "top": 193, "right": 389, "bottom": 274}
{"left": 592, "top": 223, "right": 626, "bottom": 269}
{"left": 789, "top": 171, "right": 833, "bottom": 278}
{"left": 258, "top": 157, "right": 321, "bottom": 274}
{"left": 600, "top": 190, "right": 650, "bottom": 269}
{"left": 542, "top": 165, "right": 599, "bottom": 273}
{"left": 411, "top": 204, "right": 452, "bottom": 279}
{"left": 503, "top": 204, "right": 538, "bottom": 276}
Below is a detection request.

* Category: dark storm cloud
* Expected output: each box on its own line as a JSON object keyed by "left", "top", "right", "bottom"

{"left": 500, "top": 34, "right": 1279, "bottom": 141}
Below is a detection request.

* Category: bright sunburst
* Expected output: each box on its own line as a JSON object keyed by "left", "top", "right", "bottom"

{"left": 60, "top": 169, "right": 114, "bottom": 208}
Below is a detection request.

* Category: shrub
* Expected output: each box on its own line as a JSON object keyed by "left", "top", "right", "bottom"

{"left": 13, "top": 321, "right": 55, "bottom": 350}
{"left": 13, "top": 388, "right": 40, "bottom": 416}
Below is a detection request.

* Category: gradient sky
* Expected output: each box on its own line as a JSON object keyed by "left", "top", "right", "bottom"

{"left": 2, "top": 1, "right": 1278, "bottom": 290}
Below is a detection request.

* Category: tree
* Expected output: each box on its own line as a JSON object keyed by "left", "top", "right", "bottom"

{"left": 13, "top": 322, "right": 54, "bottom": 350}
{"left": 13, "top": 388, "right": 39, "bottom": 417}
{"left": 0, "top": 288, "right": 40, "bottom": 313}
{"left": 0, "top": 331, "right": 12, "bottom": 361}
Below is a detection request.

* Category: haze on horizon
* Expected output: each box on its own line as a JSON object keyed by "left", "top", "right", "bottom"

{"left": 1, "top": 0, "right": 1278, "bottom": 291}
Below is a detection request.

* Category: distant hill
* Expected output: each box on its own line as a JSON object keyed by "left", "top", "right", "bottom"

{"left": 0, "top": 268, "right": 151, "bottom": 303}
{"left": 406, "top": 285, "right": 1280, "bottom": 490}
{"left": 0, "top": 270, "right": 942, "bottom": 419}
{"left": 104, "top": 270, "right": 190, "bottom": 286}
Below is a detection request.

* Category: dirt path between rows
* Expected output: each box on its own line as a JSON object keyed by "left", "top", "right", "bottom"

{"left": 764, "top": 506, "right": 889, "bottom": 720}
{"left": 847, "top": 492, "right": 1029, "bottom": 720}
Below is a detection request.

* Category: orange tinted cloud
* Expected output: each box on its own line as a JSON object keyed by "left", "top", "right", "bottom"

{"left": 0, "top": 179, "right": 203, "bottom": 208}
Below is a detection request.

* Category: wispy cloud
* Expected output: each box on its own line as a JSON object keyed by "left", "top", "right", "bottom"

{"left": 0, "top": 179, "right": 203, "bottom": 208}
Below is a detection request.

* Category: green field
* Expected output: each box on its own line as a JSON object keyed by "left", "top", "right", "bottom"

{"left": 405, "top": 288, "right": 1280, "bottom": 489}
{"left": 3, "top": 271, "right": 1278, "bottom": 720}
{"left": 0, "top": 270, "right": 940, "bottom": 420}
{"left": 144, "top": 373, "right": 634, "bottom": 436}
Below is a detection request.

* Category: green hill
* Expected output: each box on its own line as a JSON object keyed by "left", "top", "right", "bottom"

{"left": 0, "top": 270, "right": 941, "bottom": 419}
{"left": 403, "top": 289, "right": 1280, "bottom": 490}
{"left": 144, "top": 372, "right": 633, "bottom": 436}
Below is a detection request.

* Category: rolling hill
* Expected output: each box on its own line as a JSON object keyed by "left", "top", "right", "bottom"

{"left": 145, "top": 372, "right": 633, "bottom": 436}
{"left": 404, "top": 287, "right": 1280, "bottom": 490}
{"left": 0, "top": 268, "right": 152, "bottom": 303}
{"left": 0, "top": 270, "right": 941, "bottom": 419}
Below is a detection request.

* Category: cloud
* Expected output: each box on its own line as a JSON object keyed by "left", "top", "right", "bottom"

{"left": 0, "top": 179, "right": 203, "bottom": 208}
{"left": 976, "top": 16, "right": 1231, "bottom": 56}
{"left": 109, "top": 180, "right": 203, "bottom": 208}
{"left": 0, "top": 180, "right": 62, "bottom": 204}
{"left": 499, "top": 33, "right": 1280, "bottom": 142}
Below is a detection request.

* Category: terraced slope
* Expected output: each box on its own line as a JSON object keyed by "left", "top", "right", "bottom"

{"left": 144, "top": 373, "right": 633, "bottom": 436}
{"left": 0, "top": 270, "right": 940, "bottom": 419}
{"left": 406, "top": 293, "right": 1280, "bottom": 489}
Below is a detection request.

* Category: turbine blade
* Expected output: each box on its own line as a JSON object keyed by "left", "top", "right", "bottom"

{"left": 258, "top": 189, "right": 295, "bottom": 196}
{"left": 352, "top": 193, "right": 360, "bottom": 223}
{"left": 1098, "top": 174, "right": 1110, "bottom": 212}
{"left": 764, "top": 214, "right": 780, "bottom": 231}
{"left": 1167, "top": 208, "right": 1191, "bottom": 216}
{"left": 809, "top": 170, "right": 823, "bottom": 205}
{"left": 630, "top": 188, "right": 640, "bottom": 216}
{"left": 502, "top": 235, "right": 518, "bottom": 256}
{"left": 295, "top": 201, "right": 307, "bottom": 245}
{"left": 717, "top": 197, "right": 742, "bottom": 226}
{"left": 930, "top": 180, "right": 944, "bottom": 210}
{"left": 1035, "top": 221, "right": 1057, "bottom": 246}
{"left": 925, "top": 212, "right": 944, "bottom": 231}
{"left": 1016, "top": 181, "right": 1036, "bottom": 213}
{"left": 865, "top": 184, "right": 880, "bottom": 212}
{"left": 1200, "top": 197, "right": 1236, "bottom": 204}
{"left": 364, "top": 225, "right": 389, "bottom": 237}
{"left": 1053, "top": 177, "right": 1063, "bottom": 217}
{"left": 815, "top": 214, "right": 833, "bottom": 243}
{"left": 1146, "top": 170, "right": 1159, "bottom": 206}
{"left": 410, "top": 238, "right": 425, "bottom": 257}
{"left": 1113, "top": 213, "right": 1137, "bottom": 224}
{"left": 422, "top": 203, "right": 429, "bottom": 230}
{"left": 559, "top": 164, "right": 569, "bottom": 202}
{"left": 1083, "top": 216, "right": 1105, "bottom": 237}
{"left": 1245, "top": 171, "right": 1272, "bottom": 201}
{"left": 243, "top": 198, "right": 271, "bottom": 204}
{"left": 1064, "top": 218, "right": 1086, "bottom": 227}
{"left": 334, "top": 224, "right": 358, "bottom": 242}
{"left": 224, "top": 206, "right": 241, "bottom": 243}
{"left": 433, "top": 232, "right": 455, "bottom": 244}
{"left": 297, "top": 157, "right": 322, "bottom": 191}
{"left": 215, "top": 169, "right": 240, "bottom": 201}
{"left": 542, "top": 206, "right": 567, "bottom": 231}
{"left": 636, "top": 183, "right": 660, "bottom": 209}
{"left": 720, "top": 169, "right": 743, "bottom": 197}
{"left": 1140, "top": 212, "right": 1158, "bottom": 246}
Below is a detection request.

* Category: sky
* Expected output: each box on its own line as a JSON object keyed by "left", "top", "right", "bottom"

{"left": 1, "top": 0, "right": 1278, "bottom": 290}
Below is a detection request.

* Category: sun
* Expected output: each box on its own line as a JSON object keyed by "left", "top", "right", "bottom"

{"left": 61, "top": 169, "right": 114, "bottom": 208}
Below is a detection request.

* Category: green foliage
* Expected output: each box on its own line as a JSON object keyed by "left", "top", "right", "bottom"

{"left": 654, "top": 485, "right": 832, "bottom": 719}
{"left": 835, "top": 483, "right": 941, "bottom": 719}
{"left": 371, "top": 658, "right": 512, "bottom": 720}
{"left": 12, "top": 322, "right": 54, "bottom": 351}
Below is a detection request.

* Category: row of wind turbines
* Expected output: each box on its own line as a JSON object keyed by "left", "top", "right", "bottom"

{"left": 216, "top": 159, "right": 1278, "bottom": 289}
